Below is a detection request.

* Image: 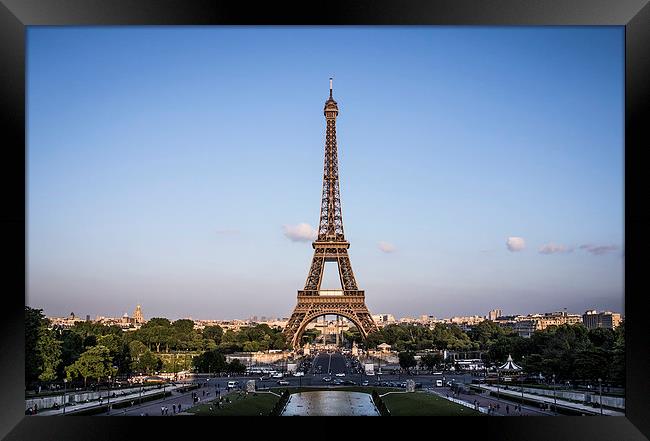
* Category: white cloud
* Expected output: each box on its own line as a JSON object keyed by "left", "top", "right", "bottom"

{"left": 539, "top": 243, "right": 573, "bottom": 254}
{"left": 378, "top": 241, "right": 396, "bottom": 253}
{"left": 506, "top": 237, "right": 525, "bottom": 252}
{"left": 579, "top": 244, "right": 619, "bottom": 256}
{"left": 283, "top": 223, "right": 318, "bottom": 242}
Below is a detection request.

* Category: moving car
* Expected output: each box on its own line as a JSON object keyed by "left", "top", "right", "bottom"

{"left": 227, "top": 381, "right": 238, "bottom": 388}
{"left": 335, "top": 373, "right": 345, "bottom": 377}
{"left": 277, "top": 380, "right": 290, "bottom": 385}
{"left": 294, "top": 372, "right": 305, "bottom": 377}
{"left": 322, "top": 377, "right": 332, "bottom": 382}
{"left": 362, "top": 381, "right": 369, "bottom": 386}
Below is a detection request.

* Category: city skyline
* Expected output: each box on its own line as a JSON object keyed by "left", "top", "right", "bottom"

{"left": 39, "top": 303, "right": 623, "bottom": 324}
{"left": 28, "top": 27, "right": 624, "bottom": 320}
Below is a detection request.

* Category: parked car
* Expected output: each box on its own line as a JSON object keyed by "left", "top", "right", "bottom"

{"left": 335, "top": 373, "right": 345, "bottom": 377}
{"left": 362, "top": 381, "right": 369, "bottom": 386}
{"left": 322, "top": 377, "right": 332, "bottom": 382}
{"left": 277, "top": 380, "right": 290, "bottom": 385}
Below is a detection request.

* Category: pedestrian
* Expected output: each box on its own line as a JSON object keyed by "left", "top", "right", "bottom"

{"left": 178, "top": 403, "right": 181, "bottom": 412}
{"left": 34, "top": 404, "right": 38, "bottom": 414}
{"left": 161, "top": 406, "right": 164, "bottom": 416}
{"left": 173, "top": 404, "right": 176, "bottom": 414}
{"left": 506, "top": 405, "right": 510, "bottom": 414}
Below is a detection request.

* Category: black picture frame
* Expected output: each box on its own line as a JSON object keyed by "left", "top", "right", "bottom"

{"left": 1, "top": 1, "right": 648, "bottom": 439}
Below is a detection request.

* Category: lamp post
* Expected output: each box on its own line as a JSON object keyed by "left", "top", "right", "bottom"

{"left": 552, "top": 374, "right": 557, "bottom": 415}
{"left": 107, "top": 375, "right": 111, "bottom": 415}
{"left": 598, "top": 378, "right": 603, "bottom": 415}
{"left": 63, "top": 378, "right": 68, "bottom": 415}
{"left": 496, "top": 368, "right": 500, "bottom": 407}
{"left": 521, "top": 376, "right": 524, "bottom": 414}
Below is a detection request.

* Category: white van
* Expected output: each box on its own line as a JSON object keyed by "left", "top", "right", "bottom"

{"left": 227, "top": 381, "right": 237, "bottom": 388}
{"left": 436, "top": 379, "right": 443, "bottom": 387}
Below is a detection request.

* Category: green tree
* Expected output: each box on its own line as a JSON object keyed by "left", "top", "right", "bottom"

{"left": 25, "top": 307, "right": 47, "bottom": 387}
{"left": 398, "top": 352, "right": 417, "bottom": 374}
{"left": 129, "top": 341, "right": 159, "bottom": 374}
{"left": 227, "top": 358, "right": 247, "bottom": 374}
{"left": 419, "top": 353, "right": 443, "bottom": 373}
{"left": 203, "top": 325, "right": 224, "bottom": 345}
{"left": 57, "top": 329, "right": 84, "bottom": 379}
{"left": 192, "top": 349, "right": 227, "bottom": 373}
{"left": 65, "top": 345, "right": 117, "bottom": 387}
{"left": 36, "top": 327, "right": 62, "bottom": 383}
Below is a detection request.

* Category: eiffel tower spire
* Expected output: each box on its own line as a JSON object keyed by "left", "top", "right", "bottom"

{"left": 284, "top": 81, "right": 377, "bottom": 349}
{"left": 319, "top": 77, "right": 344, "bottom": 241}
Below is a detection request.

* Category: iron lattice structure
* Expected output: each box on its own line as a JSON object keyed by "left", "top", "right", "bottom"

{"left": 284, "top": 81, "right": 378, "bottom": 348}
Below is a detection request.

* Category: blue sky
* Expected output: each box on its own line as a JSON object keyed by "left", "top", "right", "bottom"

{"left": 27, "top": 26, "right": 624, "bottom": 320}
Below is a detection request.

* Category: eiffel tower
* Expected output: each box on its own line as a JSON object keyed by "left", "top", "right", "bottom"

{"left": 284, "top": 79, "right": 378, "bottom": 348}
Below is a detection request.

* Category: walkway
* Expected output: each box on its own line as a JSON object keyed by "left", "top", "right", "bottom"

{"left": 476, "top": 385, "right": 624, "bottom": 416}
{"left": 426, "top": 387, "right": 552, "bottom": 416}
{"left": 35, "top": 384, "right": 185, "bottom": 416}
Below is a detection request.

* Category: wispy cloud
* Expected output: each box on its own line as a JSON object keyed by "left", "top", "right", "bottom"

{"left": 539, "top": 243, "right": 573, "bottom": 254}
{"left": 378, "top": 241, "right": 396, "bottom": 253}
{"left": 506, "top": 237, "right": 525, "bottom": 252}
{"left": 283, "top": 223, "right": 317, "bottom": 242}
{"left": 579, "top": 244, "right": 619, "bottom": 256}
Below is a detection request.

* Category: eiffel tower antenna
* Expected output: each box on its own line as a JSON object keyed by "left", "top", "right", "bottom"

{"left": 284, "top": 81, "right": 377, "bottom": 349}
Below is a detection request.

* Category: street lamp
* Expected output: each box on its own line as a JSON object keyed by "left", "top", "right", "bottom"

{"left": 107, "top": 375, "right": 111, "bottom": 415}
{"left": 552, "top": 374, "right": 557, "bottom": 415}
{"left": 598, "top": 378, "right": 603, "bottom": 415}
{"left": 63, "top": 378, "right": 68, "bottom": 415}
{"left": 496, "top": 368, "right": 500, "bottom": 407}
{"left": 521, "top": 376, "right": 524, "bottom": 415}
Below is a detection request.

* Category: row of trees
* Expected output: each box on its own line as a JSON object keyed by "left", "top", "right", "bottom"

{"left": 25, "top": 307, "right": 288, "bottom": 391}
{"left": 371, "top": 321, "right": 625, "bottom": 385}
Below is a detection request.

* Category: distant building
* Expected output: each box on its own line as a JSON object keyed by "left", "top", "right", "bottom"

{"left": 582, "top": 310, "right": 622, "bottom": 330}
{"left": 133, "top": 304, "right": 144, "bottom": 324}
{"left": 447, "top": 315, "right": 485, "bottom": 326}
{"left": 372, "top": 314, "right": 396, "bottom": 327}
{"left": 497, "top": 310, "right": 582, "bottom": 336}
{"left": 377, "top": 343, "right": 392, "bottom": 353}
{"left": 47, "top": 312, "right": 85, "bottom": 329}
{"left": 535, "top": 311, "right": 582, "bottom": 329}
{"left": 487, "top": 309, "right": 503, "bottom": 321}
{"left": 512, "top": 320, "right": 538, "bottom": 338}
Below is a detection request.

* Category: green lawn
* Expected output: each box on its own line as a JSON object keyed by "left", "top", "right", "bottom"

{"left": 186, "top": 387, "right": 482, "bottom": 416}
{"left": 382, "top": 392, "right": 484, "bottom": 416}
{"left": 187, "top": 392, "right": 280, "bottom": 416}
